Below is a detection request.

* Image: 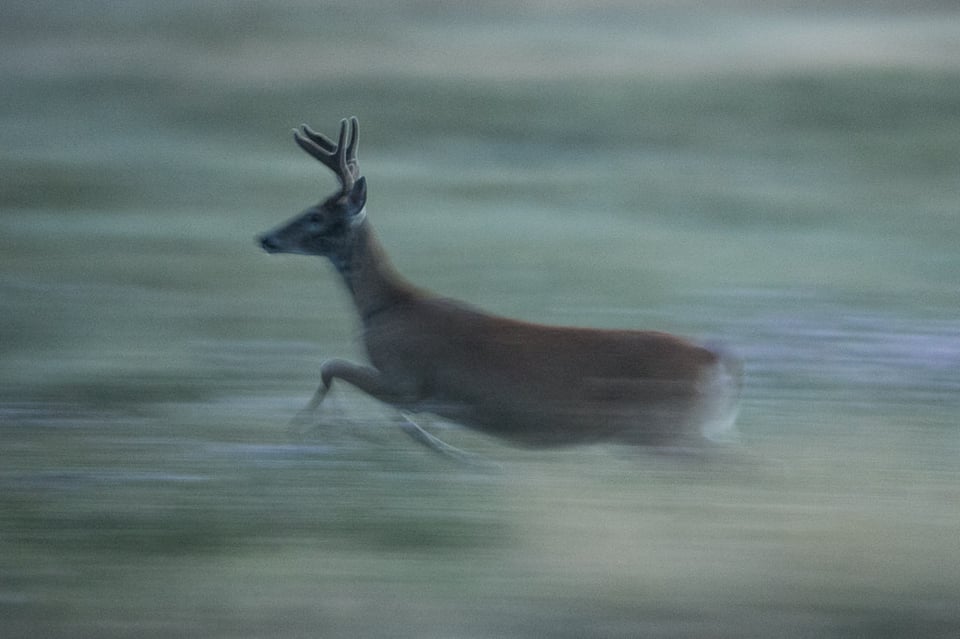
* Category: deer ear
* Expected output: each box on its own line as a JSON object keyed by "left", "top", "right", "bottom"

{"left": 347, "top": 176, "right": 367, "bottom": 212}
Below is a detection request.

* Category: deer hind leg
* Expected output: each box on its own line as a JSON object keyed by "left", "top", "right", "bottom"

{"left": 395, "top": 413, "right": 497, "bottom": 469}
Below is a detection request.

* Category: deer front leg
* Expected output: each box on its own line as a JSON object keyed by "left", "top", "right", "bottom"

{"left": 293, "top": 360, "right": 487, "bottom": 465}
{"left": 291, "top": 358, "right": 417, "bottom": 431}
{"left": 319, "top": 358, "right": 419, "bottom": 404}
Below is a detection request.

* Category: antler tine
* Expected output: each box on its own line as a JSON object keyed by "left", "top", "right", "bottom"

{"left": 345, "top": 116, "right": 360, "bottom": 181}
{"left": 334, "top": 118, "right": 351, "bottom": 189}
{"left": 293, "top": 127, "right": 336, "bottom": 168}
{"left": 298, "top": 123, "right": 337, "bottom": 153}
{"left": 293, "top": 117, "right": 359, "bottom": 193}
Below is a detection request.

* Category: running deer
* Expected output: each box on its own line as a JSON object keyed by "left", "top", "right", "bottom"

{"left": 258, "top": 117, "right": 740, "bottom": 460}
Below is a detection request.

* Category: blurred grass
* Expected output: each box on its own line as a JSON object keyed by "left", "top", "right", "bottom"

{"left": 2, "top": 2, "right": 960, "bottom": 638}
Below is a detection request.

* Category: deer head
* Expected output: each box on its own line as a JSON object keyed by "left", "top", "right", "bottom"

{"left": 258, "top": 117, "right": 367, "bottom": 259}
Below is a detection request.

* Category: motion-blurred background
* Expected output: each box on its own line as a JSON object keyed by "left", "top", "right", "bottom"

{"left": 2, "top": 2, "right": 959, "bottom": 637}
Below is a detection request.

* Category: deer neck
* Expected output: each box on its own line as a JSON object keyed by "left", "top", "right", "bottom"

{"left": 331, "top": 217, "right": 418, "bottom": 324}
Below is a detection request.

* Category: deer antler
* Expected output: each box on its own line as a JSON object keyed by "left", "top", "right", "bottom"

{"left": 293, "top": 116, "right": 360, "bottom": 193}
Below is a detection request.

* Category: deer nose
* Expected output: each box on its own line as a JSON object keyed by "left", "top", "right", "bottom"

{"left": 259, "top": 234, "right": 282, "bottom": 253}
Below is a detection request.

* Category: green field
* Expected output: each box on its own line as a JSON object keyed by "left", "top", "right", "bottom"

{"left": 2, "top": 3, "right": 959, "bottom": 637}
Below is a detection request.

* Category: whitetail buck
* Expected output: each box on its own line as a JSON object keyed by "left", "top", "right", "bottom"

{"left": 258, "top": 117, "right": 740, "bottom": 460}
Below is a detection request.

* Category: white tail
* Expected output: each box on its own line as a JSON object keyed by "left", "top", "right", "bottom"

{"left": 258, "top": 118, "right": 740, "bottom": 457}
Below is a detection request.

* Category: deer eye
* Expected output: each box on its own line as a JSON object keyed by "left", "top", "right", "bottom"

{"left": 306, "top": 212, "right": 325, "bottom": 231}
